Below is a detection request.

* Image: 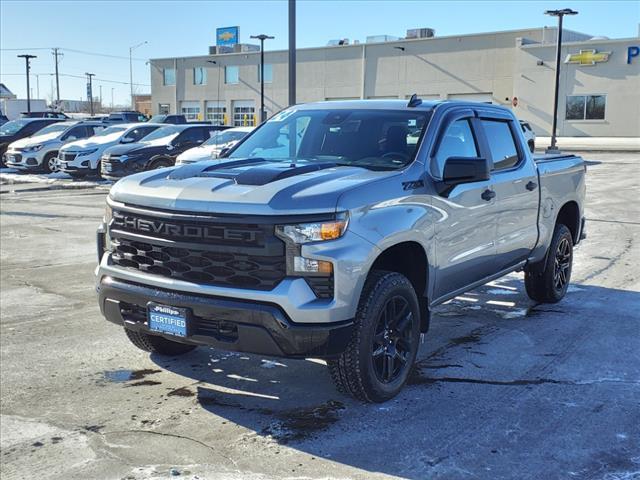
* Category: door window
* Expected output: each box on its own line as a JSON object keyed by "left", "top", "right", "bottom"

{"left": 433, "top": 119, "right": 478, "bottom": 176}
{"left": 480, "top": 119, "right": 519, "bottom": 170}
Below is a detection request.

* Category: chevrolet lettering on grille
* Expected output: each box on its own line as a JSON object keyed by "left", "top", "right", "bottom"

{"left": 113, "top": 215, "right": 259, "bottom": 243}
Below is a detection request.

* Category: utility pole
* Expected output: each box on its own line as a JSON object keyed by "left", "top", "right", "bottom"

{"left": 111, "top": 88, "right": 115, "bottom": 110}
{"left": 545, "top": 8, "right": 578, "bottom": 153}
{"left": 99, "top": 85, "right": 103, "bottom": 111}
{"left": 129, "top": 41, "right": 148, "bottom": 109}
{"left": 85, "top": 72, "right": 95, "bottom": 116}
{"left": 288, "top": 0, "right": 296, "bottom": 106}
{"left": 17, "top": 54, "right": 37, "bottom": 113}
{"left": 250, "top": 34, "right": 274, "bottom": 123}
{"left": 52, "top": 48, "right": 62, "bottom": 104}
{"left": 207, "top": 60, "right": 222, "bottom": 124}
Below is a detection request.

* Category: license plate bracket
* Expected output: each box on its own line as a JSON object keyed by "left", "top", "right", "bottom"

{"left": 147, "top": 303, "right": 189, "bottom": 337}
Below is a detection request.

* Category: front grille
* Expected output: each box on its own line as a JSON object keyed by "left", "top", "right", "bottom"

{"left": 8, "top": 154, "right": 22, "bottom": 163}
{"left": 120, "top": 302, "right": 239, "bottom": 341}
{"left": 109, "top": 208, "right": 287, "bottom": 291}
{"left": 63, "top": 152, "right": 77, "bottom": 162}
{"left": 306, "top": 276, "right": 334, "bottom": 299}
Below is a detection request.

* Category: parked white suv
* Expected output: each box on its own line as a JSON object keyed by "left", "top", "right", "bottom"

{"left": 5, "top": 121, "right": 105, "bottom": 173}
{"left": 175, "top": 126, "right": 254, "bottom": 165}
{"left": 57, "top": 123, "right": 162, "bottom": 177}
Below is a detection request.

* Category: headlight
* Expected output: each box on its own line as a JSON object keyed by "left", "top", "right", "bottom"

{"left": 78, "top": 148, "right": 98, "bottom": 156}
{"left": 103, "top": 204, "right": 113, "bottom": 224}
{"left": 25, "top": 144, "right": 43, "bottom": 152}
{"left": 119, "top": 155, "right": 129, "bottom": 162}
{"left": 275, "top": 213, "right": 349, "bottom": 244}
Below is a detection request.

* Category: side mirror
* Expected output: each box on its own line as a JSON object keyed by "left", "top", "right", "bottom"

{"left": 437, "top": 156, "right": 490, "bottom": 196}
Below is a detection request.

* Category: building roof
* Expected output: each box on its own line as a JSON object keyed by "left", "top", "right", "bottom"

{"left": 0, "top": 83, "right": 16, "bottom": 99}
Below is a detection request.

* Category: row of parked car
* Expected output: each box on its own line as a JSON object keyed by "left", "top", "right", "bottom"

{"left": 0, "top": 111, "right": 254, "bottom": 180}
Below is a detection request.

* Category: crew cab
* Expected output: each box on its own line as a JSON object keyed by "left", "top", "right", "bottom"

{"left": 148, "top": 114, "right": 188, "bottom": 125}
{"left": 5, "top": 120, "right": 105, "bottom": 173}
{"left": 175, "top": 126, "right": 253, "bottom": 165}
{"left": 96, "top": 99, "right": 586, "bottom": 402}
{"left": 57, "top": 123, "right": 162, "bottom": 177}
{"left": 0, "top": 118, "right": 63, "bottom": 167}
{"left": 100, "top": 124, "right": 226, "bottom": 180}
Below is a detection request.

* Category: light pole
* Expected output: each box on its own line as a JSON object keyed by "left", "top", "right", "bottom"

{"left": 130, "top": 41, "right": 148, "bottom": 109}
{"left": 17, "top": 54, "right": 37, "bottom": 113}
{"left": 288, "top": 0, "right": 296, "bottom": 106}
{"left": 85, "top": 72, "right": 95, "bottom": 116}
{"left": 111, "top": 88, "right": 115, "bottom": 110}
{"left": 545, "top": 8, "right": 578, "bottom": 153}
{"left": 250, "top": 34, "right": 274, "bottom": 123}
{"left": 207, "top": 60, "right": 222, "bottom": 124}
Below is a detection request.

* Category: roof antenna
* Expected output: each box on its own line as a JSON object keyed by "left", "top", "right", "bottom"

{"left": 407, "top": 93, "right": 422, "bottom": 108}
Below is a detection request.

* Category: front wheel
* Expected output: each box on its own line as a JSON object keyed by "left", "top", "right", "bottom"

{"left": 43, "top": 152, "right": 59, "bottom": 174}
{"left": 524, "top": 224, "right": 573, "bottom": 303}
{"left": 328, "top": 271, "right": 421, "bottom": 402}
{"left": 125, "top": 328, "right": 197, "bottom": 356}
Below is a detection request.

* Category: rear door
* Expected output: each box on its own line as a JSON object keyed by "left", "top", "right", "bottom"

{"left": 430, "top": 109, "right": 498, "bottom": 300}
{"left": 476, "top": 110, "right": 539, "bottom": 270}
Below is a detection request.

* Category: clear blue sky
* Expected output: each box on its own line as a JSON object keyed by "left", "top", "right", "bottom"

{"left": 1, "top": 0, "right": 638, "bottom": 106}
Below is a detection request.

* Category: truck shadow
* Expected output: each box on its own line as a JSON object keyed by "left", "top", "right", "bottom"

{"left": 151, "top": 277, "right": 640, "bottom": 479}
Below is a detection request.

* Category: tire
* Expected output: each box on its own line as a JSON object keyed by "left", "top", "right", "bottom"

{"left": 43, "top": 152, "right": 59, "bottom": 174}
{"left": 124, "top": 328, "right": 197, "bottom": 356}
{"left": 524, "top": 224, "right": 573, "bottom": 303}
{"left": 328, "top": 270, "right": 421, "bottom": 402}
{"left": 149, "top": 158, "right": 172, "bottom": 170}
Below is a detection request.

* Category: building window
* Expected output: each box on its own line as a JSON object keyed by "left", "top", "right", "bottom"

{"left": 233, "top": 106, "right": 255, "bottom": 126}
{"left": 206, "top": 104, "right": 227, "bottom": 125}
{"left": 163, "top": 68, "right": 176, "bottom": 86}
{"left": 566, "top": 95, "right": 606, "bottom": 120}
{"left": 158, "top": 104, "right": 170, "bottom": 114}
{"left": 194, "top": 67, "right": 207, "bottom": 85}
{"left": 225, "top": 66, "right": 239, "bottom": 84}
{"left": 258, "top": 64, "right": 273, "bottom": 83}
{"left": 181, "top": 105, "right": 201, "bottom": 121}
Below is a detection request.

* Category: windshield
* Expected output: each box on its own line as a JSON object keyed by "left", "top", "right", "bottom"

{"left": 203, "top": 130, "right": 249, "bottom": 146}
{"left": 228, "top": 108, "right": 431, "bottom": 170}
{"left": 95, "top": 126, "right": 128, "bottom": 137}
{"left": 35, "top": 123, "right": 72, "bottom": 136}
{"left": 141, "top": 125, "right": 182, "bottom": 142}
{"left": 0, "top": 119, "right": 30, "bottom": 135}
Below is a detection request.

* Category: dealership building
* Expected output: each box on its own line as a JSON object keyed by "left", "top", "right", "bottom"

{"left": 149, "top": 26, "right": 640, "bottom": 137}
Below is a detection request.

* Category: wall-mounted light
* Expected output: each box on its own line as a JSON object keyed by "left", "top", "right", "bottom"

{"left": 536, "top": 60, "right": 545, "bottom": 66}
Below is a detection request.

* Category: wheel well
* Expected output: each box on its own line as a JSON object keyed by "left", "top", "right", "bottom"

{"left": 369, "top": 242, "right": 430, "bottom": 332}
{"left": 556, "top": 201, "right": 580, "bottom": 243}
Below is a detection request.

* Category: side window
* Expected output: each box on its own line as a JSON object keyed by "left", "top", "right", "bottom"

{"left": 434, "top": 119, "right": 479, "bottom": 175}
{"left": 63, "top": 126, "right": 87, "bottom": 140}
{"left": 480, "top": 119, "right": 519, "bottom": 170}
{"left": 176, "top": 128, "right": 203, "bottom": 144}
{"left": 131, "top": 127, "right": 156, "bottom": 141}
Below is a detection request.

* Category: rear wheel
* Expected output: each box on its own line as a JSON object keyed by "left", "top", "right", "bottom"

{"left": 124, "top": 328, "right": 197, "bottom": 356}
{"left": 328, "top": 271, "right": 421, "bottom": 402}
{"left": 525, "top": 224, "right": 573, "bottom": 303}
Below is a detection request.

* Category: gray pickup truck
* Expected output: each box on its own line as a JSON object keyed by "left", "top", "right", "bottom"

{"left": 96, "top": 98, "right": 586, "bottom": 402}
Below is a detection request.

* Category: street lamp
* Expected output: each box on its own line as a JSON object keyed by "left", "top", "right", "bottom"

{"left": 17, "top": 54, "right": 37, "bottom": 113}
{"left": 207, "top": 60, "right": 222, "bottom": 125}
{"left": 130, "top": 41, "right": 148, "bottom": 110}
{"left": 250, "top": 34, "right": 274, "bottom": 123}
{"left": 545, "top": 8, "right": 578, "bottom": 153}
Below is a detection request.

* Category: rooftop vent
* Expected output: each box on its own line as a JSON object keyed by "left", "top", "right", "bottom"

{"left": 327, "top": 39, "right": 350, "bottom": 46}
{"left": 406, "top": 28, "right": 435, "bottom": 39}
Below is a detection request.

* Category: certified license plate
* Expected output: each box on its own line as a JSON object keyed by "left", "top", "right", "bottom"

{"left": 147, "top": 303, "right": 189, "bottom": 337}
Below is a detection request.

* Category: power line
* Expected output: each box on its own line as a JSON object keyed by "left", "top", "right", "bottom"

{"left": 1, "top": 47, "right": 147, "bottom": 61}
{"left": 0, "top": 72, "right": 150, "bottom": 87}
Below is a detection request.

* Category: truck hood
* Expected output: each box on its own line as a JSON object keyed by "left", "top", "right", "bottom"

{"left": 104, "top": 142, "right": 149, "bottom": 156}
{"left": 109, "top": 158, "right": 397, "bottom": 215}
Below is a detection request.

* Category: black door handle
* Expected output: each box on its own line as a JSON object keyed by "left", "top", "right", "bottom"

{"left": 481, "top": 189, "right": 496, "bottom": 201}
{"left": 526, "top": 181, "right": 538, "bottom": 191}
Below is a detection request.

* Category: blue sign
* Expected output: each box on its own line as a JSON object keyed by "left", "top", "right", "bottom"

{"left": 217, "top": 26, "right": 239, "bottom": 47}
{"left": 627, "top": 46, "right": 639, "bottom": 64}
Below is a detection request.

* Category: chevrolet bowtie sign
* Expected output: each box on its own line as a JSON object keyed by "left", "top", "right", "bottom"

{"left": 565, "top": 49, "right": 611, "bottom": 66}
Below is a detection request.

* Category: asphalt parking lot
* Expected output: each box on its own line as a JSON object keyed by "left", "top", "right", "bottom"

{"left": 1, "top": 152, "right": 639, "bottom": 480}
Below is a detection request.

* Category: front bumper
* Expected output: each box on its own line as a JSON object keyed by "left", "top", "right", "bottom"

{"left": 98, "top": 275, "right": 354, "bottom": 358}
{"left": 57, "top": 153, "right": 98, "bottom": 173}
{"left": 4, "top": 151, "right": 42, "bottom": 170}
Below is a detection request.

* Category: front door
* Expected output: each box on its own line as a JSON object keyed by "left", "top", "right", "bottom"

{"left": 430, "top": 115, "right": 498, "bottom": 301}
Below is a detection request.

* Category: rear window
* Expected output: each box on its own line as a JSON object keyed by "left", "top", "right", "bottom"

{"left": 481, "top": 119, "right": 519, "bottom": 170}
